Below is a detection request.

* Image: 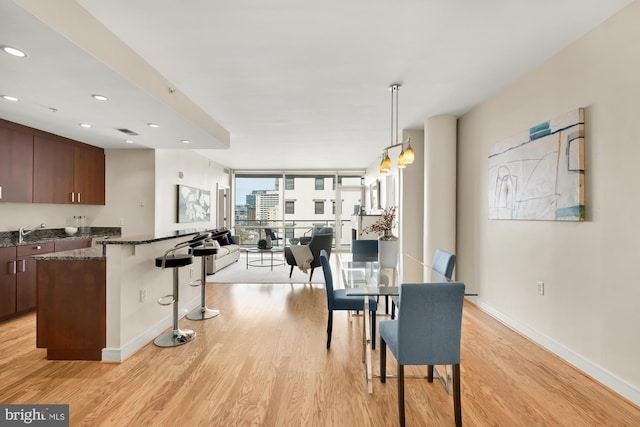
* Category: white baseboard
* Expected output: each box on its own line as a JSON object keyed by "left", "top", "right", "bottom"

{"left": 474, "top": 298, "right": 640, "bottom": 407}
{"left": 102, "top": 295, "right": 200, "bottom": 363}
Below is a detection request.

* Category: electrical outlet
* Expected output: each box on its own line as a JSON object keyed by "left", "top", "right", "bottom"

{"left": 537, "top": 281, "right": 545, "bottom": 295}
{"left": 139, "top": 288, "right": 147, "bottom": 303}
{"left": 119, "top": 218, "right": 125, "bottom": 226}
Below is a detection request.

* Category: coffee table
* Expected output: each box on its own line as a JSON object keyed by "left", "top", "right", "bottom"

{"left": 245, "top": 247, "right": 285, "bottom": 271}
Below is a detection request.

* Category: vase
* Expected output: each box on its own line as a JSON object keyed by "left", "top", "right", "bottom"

{"left": 378, "top": 230, "right": 399, "bottom": 268}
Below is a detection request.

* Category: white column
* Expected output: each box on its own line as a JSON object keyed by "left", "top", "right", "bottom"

{"left": 424, "top": 115, "right": 457, "bottom": 270}
{"left": 399, "top": 129, "right": 424, "bottom": 281}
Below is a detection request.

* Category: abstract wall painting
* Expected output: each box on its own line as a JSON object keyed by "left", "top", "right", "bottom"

{"left": 177, "top": 185, "right": 211, "bottom": 223}
{"left": 488, "top": 108, "right": 584, "bottom": 221}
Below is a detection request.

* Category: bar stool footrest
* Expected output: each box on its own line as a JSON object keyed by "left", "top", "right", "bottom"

{"left": 188, "top": 279, "right": 204, "bottom": 287}
{"left": 157, "top": 294, "right": 175, "bottom": 306}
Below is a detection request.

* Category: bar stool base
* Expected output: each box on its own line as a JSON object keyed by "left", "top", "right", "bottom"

{"left": 153, "top": 328, "right": 196, "bottom": 347}
{"left": 186, "top": 307, "right": 220, "bottom": 321}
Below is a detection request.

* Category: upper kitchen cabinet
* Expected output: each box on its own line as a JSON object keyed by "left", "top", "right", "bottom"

{"left": 74, "top": 144, "right": 105, "bottom": 205}
{"left": 33, "top": 136, "right": 105, "bottom": 205}
{"left": 33, "top": 136, "right": 74, "bottom": 204}
{"left": 0, "top": 125, "right": 34, "bottom": 203}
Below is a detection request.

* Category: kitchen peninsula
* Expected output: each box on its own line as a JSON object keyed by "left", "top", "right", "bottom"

{"left": 34, "top": 228, "right": 224, "bottom": 362}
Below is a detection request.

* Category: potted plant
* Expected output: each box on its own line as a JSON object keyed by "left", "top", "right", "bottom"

{"left": 362, "top": 206, "right": 398, "bottom": 268}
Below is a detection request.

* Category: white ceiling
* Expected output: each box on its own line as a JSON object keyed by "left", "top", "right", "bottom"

{"left": 0, "top": 0, "right": 634, "bottom": 170}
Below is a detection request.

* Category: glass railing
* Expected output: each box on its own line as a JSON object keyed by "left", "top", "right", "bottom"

{"left": 233, "top": 219, "right": 351, "bottom": 248}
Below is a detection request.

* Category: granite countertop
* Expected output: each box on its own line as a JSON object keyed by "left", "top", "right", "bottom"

{"left": 0, "top": 227, "right": 121, "bottom": 248}
{"left": 95, "top": 228, "right": 227, "bottom": 246}
{"left": 31, "top": 247, "right": 105, "bottom": 261}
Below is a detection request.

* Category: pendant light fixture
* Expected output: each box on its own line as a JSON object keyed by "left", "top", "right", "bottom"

{"left": 378, "top": 83, "right": 413, "bottom": 174}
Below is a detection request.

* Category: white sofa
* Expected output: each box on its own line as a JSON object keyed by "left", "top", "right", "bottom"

{"left": 205, "top": 232, "right": 241, "bottom": 274}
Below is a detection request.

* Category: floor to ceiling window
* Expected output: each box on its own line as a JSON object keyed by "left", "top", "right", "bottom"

{"left": 233, "top": 172, "right": 364, "bottom": 249}
{"left": 234, "top": 174, "right": 283, "bottom": 246}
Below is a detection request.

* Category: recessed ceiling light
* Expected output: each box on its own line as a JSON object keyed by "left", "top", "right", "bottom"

{"left": 79, "top": 123, "right": 92, "bottom": 128}
{"left": 181, "top": 140, "right": 190, "bottom": 144}
{"left": 124, "top": 140, "right": 133, "bottom": 144}
{"left": 147, "top": 123, "right": 159, "bottom": 128}
{"left": 1, "top": 95, "right": 19, "bottom": 102}
{"left": 1, "top": 45, "right": 27, "bottom": 58}
{"left": 91, "top": 94, "right": 108, "bottom": 101}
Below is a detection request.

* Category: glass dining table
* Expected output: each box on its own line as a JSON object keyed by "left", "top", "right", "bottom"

{"left": 338, "top": 255, "right": 453, "bottom": 394}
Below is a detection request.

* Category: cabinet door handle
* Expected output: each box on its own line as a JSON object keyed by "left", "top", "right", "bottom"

{"left": 9, "top": 260, "right": 16, "bottom": 274}
{"left": 71, "top": 192, "right": 75, "bottom": 203}
{"left": 34, "top": 246, "right": 42, "bottom": 250}
{"left": 78, "top": 192, "right": 81, "bottom": 203}
{"left": 20, "top": 259, "right": 26, "bottom": 273}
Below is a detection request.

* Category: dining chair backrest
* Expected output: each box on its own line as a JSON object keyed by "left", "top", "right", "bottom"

{"left": 320, "top": 249, "right": 335, "bottom": 310}
{"left": 396, "top": 282, "right": 465, "bottom": 365}
{"left": 432, "top": 249, "right": 456, "bottom": 279}
{"left": 351, "top": 239, "right": 378, "bottom": 262}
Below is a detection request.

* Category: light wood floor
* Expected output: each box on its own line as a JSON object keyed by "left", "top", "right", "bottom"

{"left": 1, "top": 281, "right": 639, "bottom": 426}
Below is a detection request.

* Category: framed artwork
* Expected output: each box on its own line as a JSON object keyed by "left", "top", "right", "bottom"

{"left": 177, "top": 185, "right": 211, "bottom": 223}
{"left": 488, "top": 108, "right": 585, "bottom": 221}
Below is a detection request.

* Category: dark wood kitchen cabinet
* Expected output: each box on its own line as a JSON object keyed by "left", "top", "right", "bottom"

{"left": 33, "top": 136, "right": 74, "bottom": 204}
{"left": 0, "top": 125, "right": 34, "bottom": 203}
{"left": 0, "top": 118, "right": 105, "bottom": 205}
{"left": 0, "top": 247, "right": 17, "bottom": 319}
{"left": 73, "top": 144, "right": 105, "bottom": 205}
{"left": 16, "top": 243, "right": 54, "bottom": 313}
{"left": 37, "top": 259, "right": 106, "bottom": 360}
{"left": 33, "top": 136, "right": 105, "bottom": 205}
{"left": 0, "top": 243, "right": 54, "bottom": 320}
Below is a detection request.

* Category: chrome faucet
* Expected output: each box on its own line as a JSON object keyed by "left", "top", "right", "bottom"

{"left": 18, "top": 223, "right": 46, "bottom": 243}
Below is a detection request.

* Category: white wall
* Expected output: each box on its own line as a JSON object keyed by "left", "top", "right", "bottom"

{"left": 154, "top": 149, "right": 229, "bottom": 234}
{"left": 0, "top": 202, "right": 104, "bottom": 232}
{"left": 457, "top": 1, "right": 640, "bottom": 404}
{"left": 92, "top": 149, "right": 155, "bottom": 236}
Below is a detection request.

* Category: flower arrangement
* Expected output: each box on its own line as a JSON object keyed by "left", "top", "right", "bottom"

{"left": 363, "top": 206, "right": 397, "bottom": 238}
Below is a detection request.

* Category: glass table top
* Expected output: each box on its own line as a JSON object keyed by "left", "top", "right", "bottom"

{"left": 340, "top": 258, "right": 449, "bottom": 296}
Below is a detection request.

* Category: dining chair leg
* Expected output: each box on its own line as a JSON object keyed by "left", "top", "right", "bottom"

{"left": 289, "top": 266, "right": 294, "bottom": 278}
{"left": 380, "top": 338, "right": 386, "bottom": 382}
{"left": 453, "top": 363, "right": 462, "bottom": 427}
{"left": 398, "top": 363, "right": 405, "bottom": 427}
{"left": 326, "top": 310, "right": 333, "bottom": 349}
{"left": 391, "top": 301, "right": 396, "bottom": 319}
{"left": 371, "top": 310, "right": 376, "bottom": 350}
{"left": 309, "top": 267, "right": 315, "bottom": 281}
{"left": 427, "top": 365, "right": 434, "bottom": 382}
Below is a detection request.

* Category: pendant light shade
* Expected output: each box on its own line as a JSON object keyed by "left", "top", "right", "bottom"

{"left": 381, "top": 150, "right": 392, "bottom": 173}
{"left": 403, "top": 137, "right": 415, "bottom": 164}
{"left": 378, "top": 83, "right": 412, "bottom": 174}
{"left": 397, "top": 148, "right": 406, "bottom": 168}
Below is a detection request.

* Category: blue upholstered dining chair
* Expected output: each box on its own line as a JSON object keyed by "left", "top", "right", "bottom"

{"left": 319, "top": 249, "right": 378, "bottom": 349}
{"left": 391, "top": 248, "right": 456, "bottom": 319}
{"left": 351, "top": 239, "right": 392, "bottom": 315}
{"left": 351, "top": 239, "right": 378, "bottom": 261}
{"left": 379, "top": 282, "right": 465, "bottom": 427}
